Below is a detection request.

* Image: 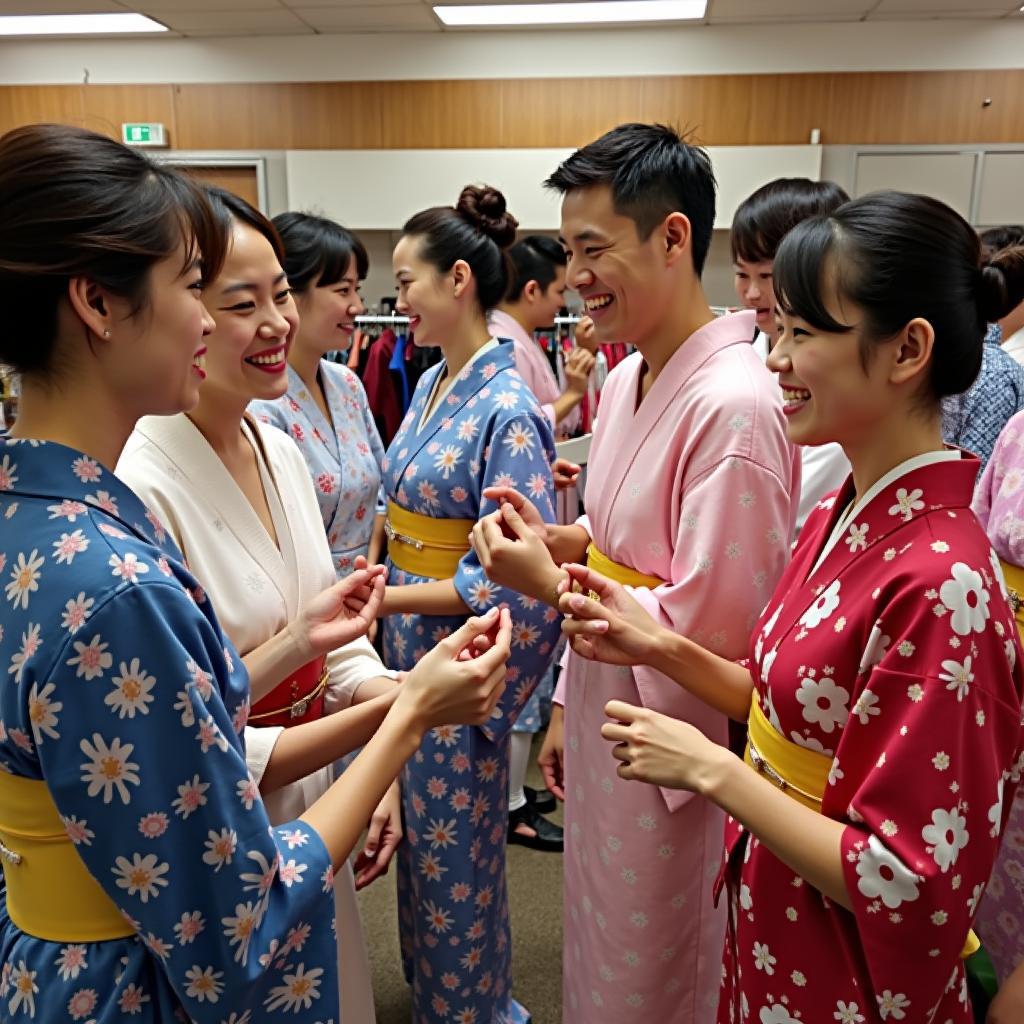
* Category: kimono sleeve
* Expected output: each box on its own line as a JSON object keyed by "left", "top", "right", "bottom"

{"left": 971, "top": 410, "right": 1024, "bottom": 532}
{"left": 324, "top": 634, "right": 396, "bottom": 712}
{"left": 629, "top": 455, "right": 792, "bottom": 810}
{"left": 36, "top": 580, "right": 338, "bottom": 1021}
{"left": 454, "top": 403, "right": 562, "bottom": 743}
{"left": 830, "top": 561, "right": 1024, "bottom": 1022}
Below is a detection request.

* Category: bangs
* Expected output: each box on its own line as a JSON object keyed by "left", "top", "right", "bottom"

{"left": 772, "top": 216, "right": 853, "bottom": 334}
{"left": 730, "top": 209, "right": 771, "bottom": 265}
{"left": 314, "top": 229, "right": 369, "bottom": 287}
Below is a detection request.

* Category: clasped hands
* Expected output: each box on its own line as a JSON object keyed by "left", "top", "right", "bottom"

{"left": 469, "top": 486, "right": 724, "bottom": 795}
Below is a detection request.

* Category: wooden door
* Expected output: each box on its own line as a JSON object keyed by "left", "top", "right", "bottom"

{"left": 176, "top": 164, "right": 261, "bottom": 210}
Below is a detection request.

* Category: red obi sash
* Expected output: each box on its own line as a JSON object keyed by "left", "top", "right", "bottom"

{"left": 248, "top": 655, "right": 328, "bottom": 728}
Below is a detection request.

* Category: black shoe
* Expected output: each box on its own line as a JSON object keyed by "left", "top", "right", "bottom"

{"left": 508, "top": 803, "right": 564, "bottom": 852}
{"left": 524, "top": 784, "right": 556, "bottom": 814}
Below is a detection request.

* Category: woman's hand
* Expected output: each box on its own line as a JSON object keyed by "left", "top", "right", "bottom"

{"left": 537, "top": 704, "right": 566, "bottom": 801}
{"left": 564, "top": 347, "right": 596, "bottom": 395}
{"left": 470, "top": 503, "right": 565, "bottom": 605}
{"left": 352, "top": 781, "right": 403, "bottom": 890}
{"left": 600, "top": 700, "right": 733, "bottom": 794}
{"left": 557, "top": 563, "right": 662, "bottom": 667}
{"left": 551, "top": 458, "right": 581, "bottom": 492}
{"left": 989, "top": 958, "right": 1024, "bottom": 1024}
{"left": 480, "top": 487, "right": 551, "bottom": 545}
{"left": 574, "top": 315, "right": 598, "bottom": 354}
{"left": 398, "top": 607, "right": 512, "bottom": 728}
{"left": 294, "top": 565, "right": 387, "bottom": 658}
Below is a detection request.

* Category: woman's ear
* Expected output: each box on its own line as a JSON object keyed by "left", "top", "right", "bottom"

{"left": 67, "top": 276, "right": 114, "bottom": 341}
{"left": 451, "top": 259, "right": 473, "bottom": 300}
{"left": 890, "top": 317, "right": 935, "bottom": 387}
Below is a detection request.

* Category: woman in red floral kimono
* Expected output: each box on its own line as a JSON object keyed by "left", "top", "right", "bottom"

{"left": 555, "top": 191, "right": 1024, "bottom": 1024}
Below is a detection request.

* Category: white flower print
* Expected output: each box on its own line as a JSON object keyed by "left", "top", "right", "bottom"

{"left": 851, "top": 689, "right": 880, "bottom": 726}
{"left": 799, "top": 579, "right": 841, "bottom": 630}
{"left": 466, "top": 578, "right": 498, "bottom": 609}
{"left": 264, "top": 963, "right": 324, "bottom": 1013}
{"left": 846, "top": 523, "right": 869, "bottom": 552}
{"left": 888, "top": 487, "right": 925, "bottom": 522}
{"left": 939, "top": 562, "right": 990, "bottom": 637}
{"left": 760, "top": 647, "right": 778, "bottom": 685}
{"left": 184, "top": 965, "right": 224, "bottom": 1003}
{"left": 174, "top": 911, "right": 205, "bottom": 945}
{"left": 61, "top": 592, "right": 94, "bottom": 634}
{"left": 795, "top": 674, "right": 850, "bottom": 733}
{"left": 28, "top": 680, "right": 61, "bottom": 744}
{"left": 494, "top": 390, "right": 518, "bottom": 410}
{"left": 759, "top": 1004, "right": 800, "bottom": 1024}
{"left": 66, "top": 987, "right": 98, "bottom": 1020}
{"left": 6, "top": 549, "right": 44, "bottom": 610}
{"left": 0, "top": 454, "right": 18, "bottom": 490}
{"left": 858, "top": 624, "right": 891, "bottom": 674}
{"left": 202, "top": 827, "right": 237, "bottom": 871}
{"left": 752, "top": 941, "right": 776, "bottom": 974}
{"left": 47, "top": 498, "right": 88, "bottom": 522}
{"left": 112, "top": 852, "right": 170, "bottom": 902}
{"left": 79, "top": 733, "right": 140, "bottom": 804}
{"left": 921, "top": 805, "right": 969, "bottom": 872}
{"left": 105, "top": 659, "right": 156, "bottom": 719}
{"left": 939, "top": 656, "right": 974, "bottom": 702}
{"left": 54, "top": 944, "right": 88, "bottom": 981}
{"left": 109, "top": 552, "right": 149, "bottom": 584}
{"left": 172, "top": 774, "right": 210, "bottom": 819}
{"left": 434, "top": 444, "right": 463, "bottom": 480}
{"left": 8, "top": 622, "right": 42, "bottom": 683}
{"left": 989, "top": 777, "right": 1005, "bottom": 838}
{"left": 67, "top": 634, "right": 113, "bottom": 680}
{"left": 856, "top": 835, "right": 921, "bottom": 908}
{"left": 456, "top": 415, "right": 481, "bottom": 441}
{"left": 222, "top": 901, "right": 261, "bottom": 964}
{"left": 502, "top": 420, "right": 535, "bottom": 458}
{"left": 118, "top": 982, "right": 150, "bottom": 1015}
{"left": 71, "top": 454, "right": 102, "bottom": 482}
{"left": 52, "top": 529, "right": 89, "bottom": 565}
{"left": 834, "top": 1001, "right": 866, "bottom": 1024}
{"left": 989, "top": 547, "right": 1009, "bottom": 601}
{"left": 62, "top": 815, "right": 95, "bottom": 846}
{"left": 876, "top": 990, "right": 911, "bottom": 1020}
{"left": 8, "top": 961, "right": 38, "bottom": 1017}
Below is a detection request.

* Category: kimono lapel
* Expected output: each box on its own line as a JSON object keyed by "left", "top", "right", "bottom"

{"left": 591, "top": 311, "right": 757, "bottom": 543}
{"left": 389, "top": 342, "right": 515, "bottom": 487}
{"left": 764, "top": 451, "right": 980, "bottom": 653}
{"left": 2, "top": 437, "right": 178, "bottom": 558}
{"left": 131, "top": 415, "right": 290, "bottom": 605}
{"left": 287, "top": 364, "right": 340, "bottom": 463}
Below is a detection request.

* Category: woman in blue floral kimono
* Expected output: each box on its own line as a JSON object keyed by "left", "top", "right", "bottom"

{"left": 251, "top": 213, "right": 387, "bottom": 578}
{"left": 380, "top": 185, "right": 561, "bottom": 1023}
{"left": 0, "top": 125, "right": 512, "bottom": 1024}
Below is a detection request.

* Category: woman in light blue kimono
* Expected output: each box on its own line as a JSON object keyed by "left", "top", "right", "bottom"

{"left": 0, "top": 124, "right": 513, "bottom": 1024}
{"left": 380, "top": 185, "right": 561, "bottom": 1023}
{"left": 252, "top": 214, "right": 386, "bottom": 577}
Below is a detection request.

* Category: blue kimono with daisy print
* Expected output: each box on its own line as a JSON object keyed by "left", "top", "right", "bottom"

{"left": 0, "top": 438, "right": 341, "bottom": 1023}
{"left": 381, "top": 339, "right": 560, "bottom": 1024}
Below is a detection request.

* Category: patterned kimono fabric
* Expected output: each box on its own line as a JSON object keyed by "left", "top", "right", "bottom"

{"left": 971, "top": 410, "right": 1024, "bottom": 986}
{"left": 556, "top": 311, "right": 797, "bottom": 1024}
{"left": 252, "top": 361, "right": 387, "bottom": 578}
{"left": 719, "top": 451, "right": 1024, "bottom": 1024}
{"left": 381, "top": 340, "right": 560, "bottom": 1024}
{"left": 0, "top": 438, "right": 339, "bottom": 1023}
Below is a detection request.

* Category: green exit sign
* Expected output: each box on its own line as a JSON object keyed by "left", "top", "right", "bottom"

{"left": 121, "top": 122, "right": 168, "bottom": 147}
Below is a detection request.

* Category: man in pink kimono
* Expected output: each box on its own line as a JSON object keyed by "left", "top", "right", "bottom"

{"left": 469, "top": 123, "right": 799, "bottom": 1023}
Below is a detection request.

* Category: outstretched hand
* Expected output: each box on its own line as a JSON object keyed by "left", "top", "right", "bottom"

{"left": 470, "top": 502, "right": 563, "bottom": 604}
{"left": 297, "top": 565, "right": 387, "bottom": 657}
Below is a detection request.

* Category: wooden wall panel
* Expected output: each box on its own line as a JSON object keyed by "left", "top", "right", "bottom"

{"left": 502, "top": 77, "right": 645, "bottom": 147}
{"left": 178, "top": 164, "right": 261, "bottom": 209}
{"left": 80, "top": 84, "right": 176, "bottom": 142}
{"left": 5, "top": 71, "right": 1024, "bottom": 149}
{"left": 378, "top": 80, "right": 504, "bottom": 148}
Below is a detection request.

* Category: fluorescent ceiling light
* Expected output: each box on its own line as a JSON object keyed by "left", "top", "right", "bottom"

{"left": 0, "top": 14, "right": 168, "bottom": 36}
{"left": 434, "top": 1, "right": 707, "bottom": 28}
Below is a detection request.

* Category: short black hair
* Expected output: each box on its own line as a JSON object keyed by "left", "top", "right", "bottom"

{"left": 773, "top": 190, "right": 1024, "bottom": 404}
{"left": 505, "top": 235, "right": 568, "bottom": 302}
{"left": 731, "top": 178, "right": 850, "bottom": 264}
{"left": 545, "top": 122, "right": 716, "bottom": 275}
{"left": 272, "top": 211, "right": 369, "bottom": 293}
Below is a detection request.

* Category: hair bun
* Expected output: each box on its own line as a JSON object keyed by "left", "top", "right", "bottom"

{"left": 978, "top": 245, "right": 1024, "bottom": 324}
{"left": 456, "top": 184, "right": 518, "bottom": 249}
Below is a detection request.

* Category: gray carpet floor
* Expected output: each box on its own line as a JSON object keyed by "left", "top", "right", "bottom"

{"left": 356, "top": 739, "right": 564, "bottom": 1024}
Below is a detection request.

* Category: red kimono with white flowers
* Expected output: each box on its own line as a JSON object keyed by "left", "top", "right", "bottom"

{"left": 718, "top": 451, "right": 1024, "bottom": 1024}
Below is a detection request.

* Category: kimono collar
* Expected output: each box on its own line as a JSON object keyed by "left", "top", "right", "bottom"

{"left": 806, "top": 447, "right": 979, "bottom": 586}
{"left": 1, "top": 436, "right": 176, "bottom": 556}
{"left": 488, "top": 310, "right": 534, "bottom": 350}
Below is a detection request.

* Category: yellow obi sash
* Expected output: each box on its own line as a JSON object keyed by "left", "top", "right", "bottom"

{"left": 385, "top": 500, "right": 473, "bottom": 580}
{"left": 999, "top": 558, "right": 1024, "bottom": 639}
{"left": 585, "top": 543, "right": 663, "bottom": 590}
{"left": 744, "top": 691, "right": 979, "bottom": 959}
{"left": 0, "top": 772, "right": 134, "bottom": 942}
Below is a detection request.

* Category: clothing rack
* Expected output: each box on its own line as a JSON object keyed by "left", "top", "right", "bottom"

{"left": 355, "top": 314, "right": 411, "bottom": 326}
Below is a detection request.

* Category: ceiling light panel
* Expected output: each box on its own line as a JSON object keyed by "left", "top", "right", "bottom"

{"left": 434, "top": 1, "right": 708, "bottom": 27}
{"left": 0, "top": 13, "right": 168, "bottom": 34}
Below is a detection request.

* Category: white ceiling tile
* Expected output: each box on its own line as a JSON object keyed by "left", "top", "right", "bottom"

{"left": 282, "top": 0, "right": 416, "bottom": 7}
{"left": 868, "top": 9, "right": 1007, "bottom": 18}
{"left": 152, "top": 8, "right": 307, "bottom": 30}
{"left": 137, "top": 0, "right": 284, "bottom": 10}
{"left": 709, "top": 0, "right": 871, "bottom": 16}
{"left": 873, "top": 0, "right": 1014, "bottom": 9}
{"left": 293, "top": 4, "right": 439, "bottom": 30}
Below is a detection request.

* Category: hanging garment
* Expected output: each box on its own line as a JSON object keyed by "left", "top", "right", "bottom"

{"left": 362, "top": 330, "right": 404, "bottom": 447}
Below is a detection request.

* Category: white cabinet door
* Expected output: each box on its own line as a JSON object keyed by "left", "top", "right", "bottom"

{"left": 854, "top": 152, "right": 976, "bottom": 220}
{"left": 976, "top": 153, "right": 1024, "bottom": 227}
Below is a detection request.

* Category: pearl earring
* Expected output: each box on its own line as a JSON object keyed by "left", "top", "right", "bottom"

{"left": 103, "top": 329, "right": 111, "bottom": 338}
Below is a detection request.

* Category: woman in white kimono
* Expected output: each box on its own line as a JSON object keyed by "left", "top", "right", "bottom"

{"left": 117, "top": 189, "right": 398, "bottom": 1023}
